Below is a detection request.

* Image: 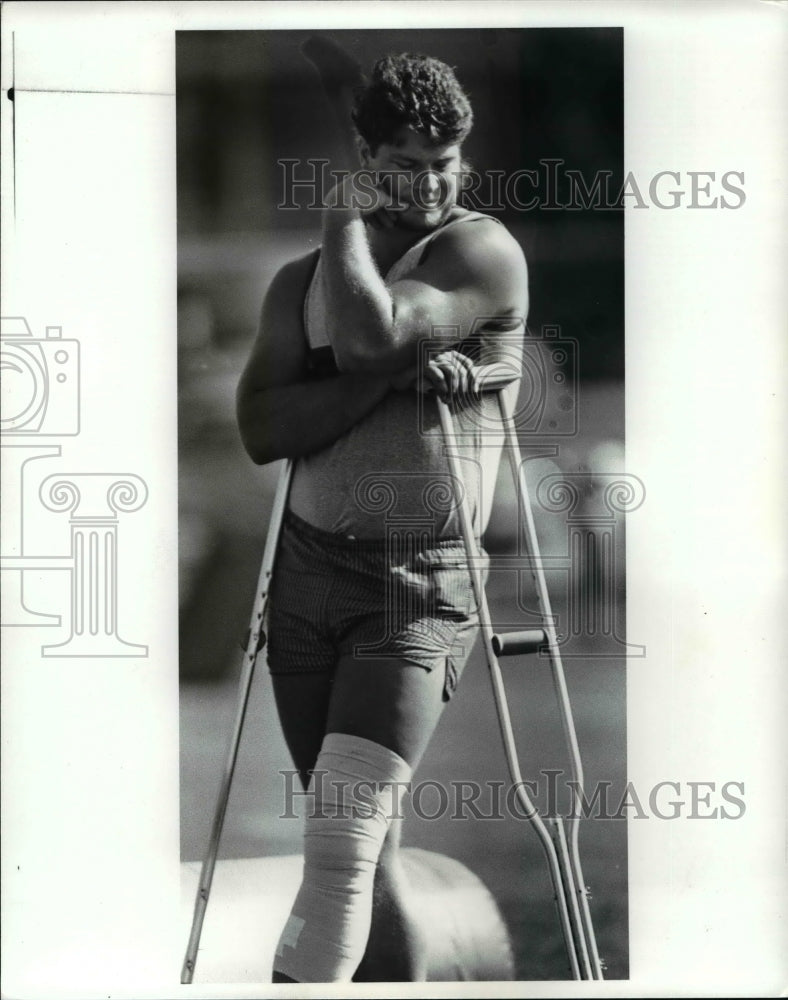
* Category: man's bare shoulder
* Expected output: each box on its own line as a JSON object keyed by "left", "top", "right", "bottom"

{"left": 417, "top": 213, "right": 527, "bottom": 300}
{"left": 244, "top": 248, "right": 321, "bottom": 383}
{"left": 441, "top": 213, "right": 524, "bottom": 259}
{"left": 425, "top": 213, "right": 524, "bottom": 272}
{"left": 267, "top": 247, "right": 321, "bottom": 303}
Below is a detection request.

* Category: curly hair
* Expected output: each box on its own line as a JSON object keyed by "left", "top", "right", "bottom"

{"left": 352, "top": 53, "right": 474, "bottom": 153}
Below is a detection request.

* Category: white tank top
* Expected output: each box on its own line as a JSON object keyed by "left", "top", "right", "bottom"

{"left": 288, "top": 210, "right": 521, "bottom": 540}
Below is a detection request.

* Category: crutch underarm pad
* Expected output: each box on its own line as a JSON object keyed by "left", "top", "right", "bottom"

{"left": 492, "top": 629, "right": 547, "bottom": 656}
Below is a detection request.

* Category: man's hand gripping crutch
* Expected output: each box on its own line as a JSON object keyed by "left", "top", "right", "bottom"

{"left": 419, "top": 351, "right": 605, "bottom": 981}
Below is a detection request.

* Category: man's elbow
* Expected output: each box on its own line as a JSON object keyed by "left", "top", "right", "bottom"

{"left": 237, "top": 422, "right": 272, "bottom": 466}
{"left": 332, "top": 329, "right": 412, "bottom": 374}
{"left": 334, "top": 342, "right": 388, "bottom": 374}
{"left": 240, "top": 436, "right": 273, "bottom": 466}
{"left": 236, "top": 393, "right": 276, "bottom": 466}
{"left": 329, "top": 301, "right": 415, "bottom": 373}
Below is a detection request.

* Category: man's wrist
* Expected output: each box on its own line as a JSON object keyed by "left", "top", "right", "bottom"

{"left": 322, "top": 197, "right": 363, "bottom": 229}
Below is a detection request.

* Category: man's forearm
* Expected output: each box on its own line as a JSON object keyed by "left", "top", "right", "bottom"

{"left": 237, "top": 371, "right": 390, "bottom": 465}
{"left": 321, "top": 206, "right": 398, "bottom": 371}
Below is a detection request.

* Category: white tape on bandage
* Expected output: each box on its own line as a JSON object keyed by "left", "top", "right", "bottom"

{"left": 272, "top": 732, "right": 412, "bottom": 983}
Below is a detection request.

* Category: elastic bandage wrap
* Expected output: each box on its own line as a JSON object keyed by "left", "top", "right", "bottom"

{"left": 273, "top": 732, "right": 412, "bottom": 983}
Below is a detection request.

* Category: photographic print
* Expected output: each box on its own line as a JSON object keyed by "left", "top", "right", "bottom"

{"left": 176, "top": 26, "right": 626, "bottom": 984}
{"left": 1, "top": 3, "right": 785, "bottom": 998}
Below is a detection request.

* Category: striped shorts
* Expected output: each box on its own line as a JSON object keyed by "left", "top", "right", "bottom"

{"left": 267, "top": 510, "right": 487, "bottom": 701}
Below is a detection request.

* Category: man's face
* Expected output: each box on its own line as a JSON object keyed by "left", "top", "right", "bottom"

{"left": 362, "top": 128, "right": 462, "bottom": 232}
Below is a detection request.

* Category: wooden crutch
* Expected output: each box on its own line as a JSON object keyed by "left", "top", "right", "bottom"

{"left": 436, "top": 367, "right": 604, "bottom": 980}
{"left": 181, "top": 459, "right": 294, "bottom": 984}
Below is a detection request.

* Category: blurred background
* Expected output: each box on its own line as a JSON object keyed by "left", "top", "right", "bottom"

{"left": 177, "top": 28, "right": 627, "bottom": 981}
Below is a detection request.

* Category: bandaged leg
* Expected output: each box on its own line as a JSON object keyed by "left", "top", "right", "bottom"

{"left": 273, "top": 732, "right": 413, "bottom": 983}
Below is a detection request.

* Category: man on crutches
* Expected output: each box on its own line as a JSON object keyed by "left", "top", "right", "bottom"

{"left": 234, "top": 53, "right": 528, "bottom": 983}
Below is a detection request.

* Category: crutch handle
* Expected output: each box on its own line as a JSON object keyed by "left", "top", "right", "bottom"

{"left": 492, "top": 629, "right": 548, "bottom": 657}
{"left": 471, "top": 362, "right": 522, "bottom": 393}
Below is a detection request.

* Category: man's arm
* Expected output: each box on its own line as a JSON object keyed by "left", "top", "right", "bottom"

{"left": 321, "top": 198, "right": 528, "bottom": 373}
{"left": 236, "top": 253, "right": 392, "bottom": 465}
